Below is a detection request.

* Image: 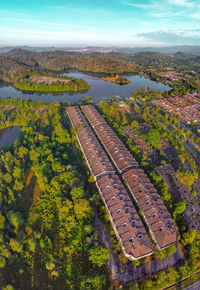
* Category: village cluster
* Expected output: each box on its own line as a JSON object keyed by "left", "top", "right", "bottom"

{"left": 153, "top": 93, "right": 200, "bottom": 124}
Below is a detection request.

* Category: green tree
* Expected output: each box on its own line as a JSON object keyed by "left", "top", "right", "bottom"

{"left": 74, "top": 199, "right": 93, "bottom": 220}
{"left": 9, "top": 239, "right": 23, "bottom": 253}
{"left": 131, "top": 120, "right": 139, "bottom": 129}
{"left": 2, "top": 285, "right": 15, "bottom": 290}
{"left": 146, "top": 129, "right": 161, "bottom": 148}
{"left": 89, "top": 246, "right": 110, "bottom": 267}
{"left": 0, "top": 214, "right": 5, "bottom": 229}
{"left": 7, "top": 211, "right": 23, "bottom": 234}
{"left": 0, "top": 256, "right": 6, "bottom": 268}
{"left": 173, "top": 200, "right": 186, "bottom": 219}
{"left": 177, "top": 170, "right": 198, "bottom": 188}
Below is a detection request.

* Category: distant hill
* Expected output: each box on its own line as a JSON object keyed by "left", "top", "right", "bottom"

{"left": 0, "top": 45, "right": 200, "bottom": 55}
{"left": 0, "top": 46, "right": 115, "bottom": 54}
{"left": 115, "top": 46, "right": 200, "bottom": 56}
{"left": 0, "top": 48, "right": 137, "bottom": 85}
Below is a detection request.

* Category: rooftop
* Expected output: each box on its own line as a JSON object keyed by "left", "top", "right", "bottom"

{"left": 123, "top": 169, "right": 178, "bottom": 250}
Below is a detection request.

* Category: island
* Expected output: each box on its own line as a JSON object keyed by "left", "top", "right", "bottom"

{"left": 101, "top": 75, "right": 131, "bottom": 84}
{"left": 13, "top": 74, "right": 90, "bottom": 92}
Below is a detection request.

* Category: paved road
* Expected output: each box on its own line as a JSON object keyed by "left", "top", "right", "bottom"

{"left": 184, "top": 280, "right": 200, "bottom": 290}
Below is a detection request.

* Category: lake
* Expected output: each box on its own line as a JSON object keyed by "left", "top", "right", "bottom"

{"left": 0, "top": 126, "right": 21, "bottom": 149}
{"left": 0, "top": 70, "right": 171, "bottom": 104}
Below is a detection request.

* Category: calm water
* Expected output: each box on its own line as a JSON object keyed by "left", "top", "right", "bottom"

{"left": 0, "top": 126, "right": 21, "bottom": 148}
{"left": 0, "top": 71, "right": 171, "bottom": 104}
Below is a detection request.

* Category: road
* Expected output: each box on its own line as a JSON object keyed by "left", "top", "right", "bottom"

{"left": 184, "top": 280, "right": 200, "bottom": 290}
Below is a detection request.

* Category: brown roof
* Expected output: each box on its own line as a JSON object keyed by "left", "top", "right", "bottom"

{"left": 67, "top": 107, "right": 115, "bottom": 179}
{"left": 81, "top": 104, "right": 107, "bottom": 127}
{"left": 68, "top": 105, "right": 177, "bottom": 255}
{"left": 96, "top": 174, "right": 153, "bottom": 259}
{"left": 68, "top": 106, "right": 153, "bottom": 259}
{"left": 67, "top": 106, "right": 89, "bottom": 129}
{"left": 123, "top": 169, "right": 178, "bottom": 250}
{"left": 81, "top": 105, "right": 138, "bottom": 173}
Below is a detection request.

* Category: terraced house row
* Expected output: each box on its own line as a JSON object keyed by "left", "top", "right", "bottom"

{"left": 67, "top": 106, "right": 154, "bottom": 260}
{"left": 81, "top": 105, "right": 178, "bottom": 251}
{"left": 67, "top": 107, "right": 114, "bottom": 179}
{"left": 123, "top": 169, "right": 177, "bottom": 250}
{"left": 81, "top": 105, "right": 138, "bottom": 173}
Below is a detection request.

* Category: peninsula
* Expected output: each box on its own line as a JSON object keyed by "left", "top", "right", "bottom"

{"left": 13, "top": 74, "right": 90, "bottom": 92}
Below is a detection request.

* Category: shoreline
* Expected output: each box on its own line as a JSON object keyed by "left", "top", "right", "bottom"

{"left": 13, "top": 83, "right": 90, "bottom": 92}
{"left": 13, "top": 74, "right": 90, "bottom": 92}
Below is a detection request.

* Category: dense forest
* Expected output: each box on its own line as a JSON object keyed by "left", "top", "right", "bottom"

{"left": 0, "top": 98, "right": 110, "bottom": 289}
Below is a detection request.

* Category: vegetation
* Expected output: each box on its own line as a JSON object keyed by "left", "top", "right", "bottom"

{"left": 101, "top": 76, "right": 131, "bottom": 84}
{"left": 88, "top": 246, "right": 110, "bottom": 267}
{"left": 0, "top": 98, "right": 109, "bottom": 289}
{"left": 146, "top": 129, "right": 161, "bottom": 148}
{"left": 14, "top": 74, "right": 90, "bottom": 92}
{"left": 177, "top": 169, "right": 198, "bottom": 188}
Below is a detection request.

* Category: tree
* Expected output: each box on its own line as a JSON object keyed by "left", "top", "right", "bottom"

{"left": 0, "top": 256, "right": 6, "bottom": 268}
{"left": 7, "top": 211, "right": 23, "bottom": 234}
{"left": 173, "top": 200, "right": 186, "bottom": 219}
{"left": 89, "top": 246, "right": 110, "bottom": 267}
{"left": 182, "top": 229, "right": 197, "bottom": 245}
{"left": 9, "top": 239, "right": 23, "bottom": 253}
{"left": 0, "top": 214, "right": 5, "bottom": 229}
{"left": 131, "top": 120, "right": 139, "bottom": 129}
{"left": 154, "top": 244, "right": 177, "bottom": 259}
{"left": 46, "top": 261, "right": 55, "bottom": 271}
{"left": 74, "top": 199, "right": 93, "bottom": 220}
{"left": 81, "top": 274, "right": 106, "bottom": 290}
{"left": 146, "top": 129, "right": 161, "bottom": 148}
{"left": 2, "top": 286, "right": 15, "bottom": 290}
{"left": 70, "top": 187, "right": 84, "bottom": 201}
{"left": 177, "top": 170, "right": 198, "bottom": 188}
{"left": 27, "top": 238, "right": 37, "bottom": 252}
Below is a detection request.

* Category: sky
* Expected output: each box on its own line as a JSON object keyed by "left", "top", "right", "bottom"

{"left": 0, "top": 0, "right": 200, "bottom": 47}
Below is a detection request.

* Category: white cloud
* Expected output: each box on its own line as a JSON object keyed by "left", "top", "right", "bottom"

{"left": 122, "top": 1, "right": 155, "bottom": 9}
{"left": 134, "top": 29, "right": 200, "bottom": 45}
{"left": 167, "top": 0, "right": 194, "bottom": 7}
{"left": 0, "top": 27, "right": 129, "bottom": 46}
{"left": 4, "top": 17, "right": 92, "bottom": 31}
{"left": 122, "top": 0, "right": 197, "bottom": 11}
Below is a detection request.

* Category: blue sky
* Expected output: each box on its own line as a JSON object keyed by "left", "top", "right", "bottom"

{"left": 0, "top": 0, "right": 200, "bottom": 47}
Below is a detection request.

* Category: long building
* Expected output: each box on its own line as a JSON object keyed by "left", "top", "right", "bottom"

{"left": 67, "top": 106, "right": 153, "bottom": 260}
{"left": 67, "top": 106, "right": 89, "bottom": 129}
{"left": 81, "top": 105, "right": 178, "bottom": 250}
{"left": 77, "top": 126, "right": 115, "bottom": 179}
{"left": 67, "top": 106, "right": 114, "bottom": 179}
{"left": 96, "top": 174, "right": 153, "bottom": 260}
{"left": 81, "top": 105, "right": 139, "bottom": 173}
{"left": 123, "top": 169, "right": 177, "bottom": 250}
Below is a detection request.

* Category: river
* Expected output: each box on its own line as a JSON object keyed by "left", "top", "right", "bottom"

{"left": 0, "top": 70, "right": 171, "bottom": 104}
